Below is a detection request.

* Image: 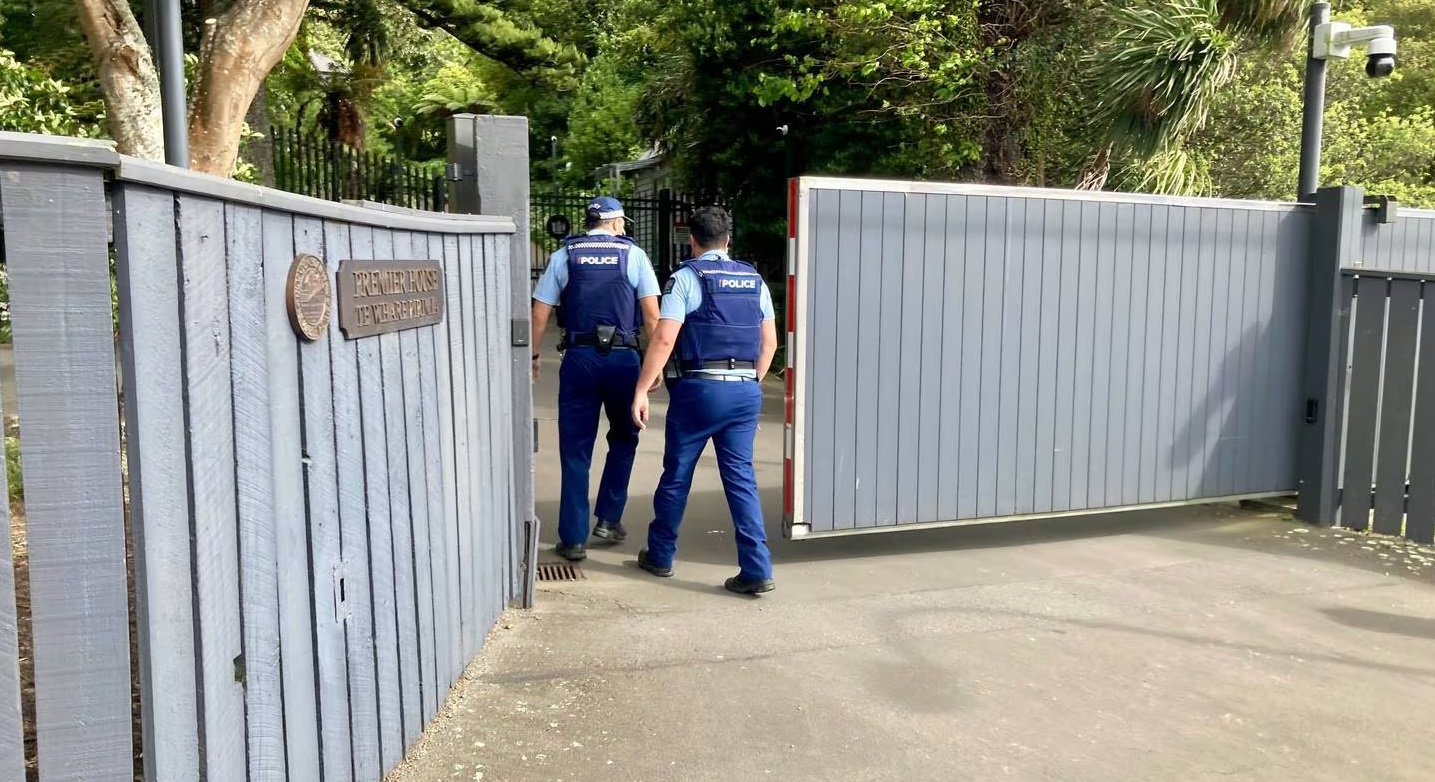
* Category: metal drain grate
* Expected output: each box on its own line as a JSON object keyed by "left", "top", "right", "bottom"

{"left": 536, "top": 563, "right": 586, "bottom": 582}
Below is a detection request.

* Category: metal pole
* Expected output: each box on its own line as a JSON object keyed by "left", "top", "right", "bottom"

{"left": 1297, "top": 1, "right": 1330, "bottom": 202}
{"left": 151, "top": 0, "right": 189, "bottom": 167}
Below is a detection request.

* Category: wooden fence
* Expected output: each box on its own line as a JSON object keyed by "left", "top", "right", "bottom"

{"left": 0, "top": 132, "right": 528, "bottom": 781}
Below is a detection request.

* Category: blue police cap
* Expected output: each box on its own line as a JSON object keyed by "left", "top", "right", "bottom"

{"left": 586, "top": 196, "right": 625, "bottom": 221}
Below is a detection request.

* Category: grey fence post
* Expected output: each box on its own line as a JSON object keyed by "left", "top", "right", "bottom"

{"left": 446, "top": 115, "right": 481, "bottom": 215}
{"left": 1297, "top": 185, "right": 1364, "bottom": 525}
{"left": 447, "top": 114, "right": 538, "bottom": 609}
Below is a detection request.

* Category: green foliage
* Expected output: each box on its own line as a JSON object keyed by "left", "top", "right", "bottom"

{"left": 1083, "top": 0, "right": 1239, "bottom": 157}
{"left": 0, "top": 48, "right": 100, "bottom": 136}
{"left": 558, "top": 54, "right": 644, "bottom": 186}
{"left": 5, "top": 434, "right": 20, "bottom": 505}
{"left": 1186, "top": 0, "right": 1435, "bottom": 207}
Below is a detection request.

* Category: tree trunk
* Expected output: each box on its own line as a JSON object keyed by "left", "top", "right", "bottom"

{"left": 188, "top": 0, "right": 309, "bottom": 176}
{"left": 244, "top": 82, "right": 278, "bottom": 187}
{"left": 73, "top": 0, "right": 164, "bottom": 161}
{"left": 1076, "top": 142, "right": 1113, "bottom": 191}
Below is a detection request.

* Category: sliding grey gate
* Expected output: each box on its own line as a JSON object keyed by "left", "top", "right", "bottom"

{"left": 782, "top": 177, "right": 1314, "bottom": 538}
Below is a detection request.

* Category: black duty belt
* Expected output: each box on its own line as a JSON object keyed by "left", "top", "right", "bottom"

{"left": 682, "top": 359, "right": 756, "bottom": 371}
{"left": 567, "top": 332, "right": 640, "bottom": 349}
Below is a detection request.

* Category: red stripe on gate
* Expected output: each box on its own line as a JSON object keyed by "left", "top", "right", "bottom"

{"left": 787, "top": 178, "right": 798, "bottom": 239}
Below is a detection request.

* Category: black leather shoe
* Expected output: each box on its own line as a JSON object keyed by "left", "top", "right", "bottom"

{"left": 555, "top": 543, "right": 586, "bottom": 562}
{"left": 591, "top": 519, "right": 627, "bottom": 543}
{"left": 637, "top": 549, "right": 673, "bottom": 578}
{"left": 724, "top": 575, "right": 775, "bottom": 595}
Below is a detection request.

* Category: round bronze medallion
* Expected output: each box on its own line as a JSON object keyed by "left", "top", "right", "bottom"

{"left": 286, "top": 253, "right": 332, "bottom": 342}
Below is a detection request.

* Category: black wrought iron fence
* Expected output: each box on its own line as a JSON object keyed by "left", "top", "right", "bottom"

{"left": 529, "top": 189, "right": 730, "bottom": 283}
{"left": 272, "top": 126, "right": 448, "bottom": 212}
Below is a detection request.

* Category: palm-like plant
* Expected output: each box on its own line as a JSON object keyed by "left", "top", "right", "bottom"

{"left": 1077, "top": 0, "right": 1306, "bottom": 192}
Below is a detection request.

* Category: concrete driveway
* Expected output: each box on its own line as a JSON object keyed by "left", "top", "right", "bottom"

{"left": 388, "top": 328, "right": 1435, "bottom": 782}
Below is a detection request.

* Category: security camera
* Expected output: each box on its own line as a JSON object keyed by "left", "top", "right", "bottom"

{"left": 1313, "top": 22, "right": 1398, "bottom": 78}
{"left": 1364, "top": 35, "right": 1397, "bottom": 77}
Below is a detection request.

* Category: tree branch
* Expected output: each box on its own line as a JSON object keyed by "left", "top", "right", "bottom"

{"left": 188, "top": 0, "right": 311, "bottom": 175}
{"left": 392, "top": 0, "right": 582, "bottom": 76}
{"left": 72, "top": 0, "right": 164, "bottom": 160}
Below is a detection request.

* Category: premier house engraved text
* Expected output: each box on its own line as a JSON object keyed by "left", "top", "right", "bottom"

{"left": 337, "top": 260, "right": 446, "bottom": 339}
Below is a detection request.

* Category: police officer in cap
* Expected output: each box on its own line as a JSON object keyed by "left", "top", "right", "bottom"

{"left": 630, "top": 206, "right": 779, "bottom": 594}
{"left": 532, "top": 196, "right": 661, "bottom": 562}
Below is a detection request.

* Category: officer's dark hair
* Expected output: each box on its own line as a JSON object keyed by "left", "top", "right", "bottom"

{"left": 688, "top": 206, "right": 732, "bottom": 249}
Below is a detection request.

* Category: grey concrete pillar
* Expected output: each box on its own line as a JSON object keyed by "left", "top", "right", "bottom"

{"left": 447, "top": 114, "right": 537, "bottom": 608}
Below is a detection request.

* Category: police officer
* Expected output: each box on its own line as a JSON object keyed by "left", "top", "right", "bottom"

{"left": 630, "top": 206, "right": 779, "bottom": 594}
{"left": 532, "top": 196, "right": 661, "bottom": 562}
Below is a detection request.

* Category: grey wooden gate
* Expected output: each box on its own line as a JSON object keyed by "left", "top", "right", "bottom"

{"left": 0, "top": 131, "right": 530, "bottom": 781}
{"left": 1298, "top": 187, "right": 1435, "bottom": 543}
{"left": 783, "top": 177, "right": 1315, "bottom": 538}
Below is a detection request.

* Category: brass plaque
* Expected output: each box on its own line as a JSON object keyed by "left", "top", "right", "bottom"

{"left": 286, "top": 253, "right": 332, "bottom": 342}
{"left": 336, "top": 259, "right": 445, "bottom": 339}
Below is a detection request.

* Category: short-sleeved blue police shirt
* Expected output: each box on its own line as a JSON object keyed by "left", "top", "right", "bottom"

{"left": 532, "top": 229, "right": 660, "bottom": 306}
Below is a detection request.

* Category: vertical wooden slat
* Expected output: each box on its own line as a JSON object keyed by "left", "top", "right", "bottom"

{"left": 472, "top": 235, "right": 495, "bottom": 624}
{"left": 1032, "top": 200, "right": 1061, "bottom": 510}
{"left": 995, "top": 198, "right": 1026, "bottom": 516}
{"left": 806, "top": 190, "right": 840, "bottom": 527}
{"left": 420, "top": 234, "right": 453, "bottom": 692}
{"left": 0, "top": 307, "right": 21, "bottom": 780}
{"left": 226, "top": 203, "right": 287, "bottom": 779}
{"left": 294, "top": 217, "right": 354, "bottom": 782}
{"left": 393, "top": 232, "right": 439, "bottom": 723}
{"left": 897, "top": 195, "right": 926, "bottom": 524}
{"left": 1137, "top": 207, "right": 1170, "bottom": 503}
{"left": 1119, "top": 205, "right": 1151, "bottom": 506}
{"left": 491, "top": 234, "right": 518, "bottom": 608}
{"left": 854, "top": 193, "right": 887, "bottom": 527}
{"left": 1226, "top": 211, "right": 1257, "bottom": 497}
{"left": 1015, "top": 199, "right": 1045, "bottom": 513}
{"left": 351, "top": 226, "right": 403, "bottom": 771}
{"left": 437, "top": 234, "right": 468, "bottom": 677}
{"left": 373, "top": 229, "right": 422, "bottom": 751}
{"left": 916, "top": 196, "right": 947, "bottom": 521}
{"left": 1068, "top": 200, "right": 1099, "bottom": 511}
{"left": 832, "top": 192, "right": 866, "bottom": 528}
{"left": 442, "top": 234, "right": 474, "bottom": 659}
{"left": 1407, "top": 284, "right": 1435, "bottom": 544}
{"left": 269, "top": 213, "right": 322, "bottom": 780}
{"left": 172, "top": 195, "right": 249, "bottom": 782}
{"left": 1106, "top": 204, "right": 1137, "bottom": 507}
{"left": 459, "top": 236, "right": 485, "bottom": 650}
{"left": 324, "top": 220, "right": 383, "bottom": 780}
{"left": 1341, "top": 276, "right": 1388, "bottom": 529}
{"left": 1373, "top": 279, "right": 1421, "bottom": 535}
{"left": 1051, "top": 200, "right": 1082, "bottom": 510}
{"left": 482, "top": 234, "right": 508, "bottom": 618}
{"left": 112, "top": 185, "right": 200, "bottom": 781}
{"left": 2, "top": 164, "right": 130, "bottom": 780}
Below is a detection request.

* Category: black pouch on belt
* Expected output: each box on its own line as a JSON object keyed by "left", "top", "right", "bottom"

{"left": 594, "top": 324, "right": 617, "bottom": 355}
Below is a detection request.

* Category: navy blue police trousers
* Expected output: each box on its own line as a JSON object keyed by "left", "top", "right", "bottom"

{"left": 557, "top": 345, "right": 642, "bottom": 546}
{"left": 646, "top": 376, "right": 773, "bottom": 581}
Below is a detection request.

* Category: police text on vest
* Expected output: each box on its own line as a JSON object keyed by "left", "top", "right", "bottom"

{"left": 718, "top": 277, "right": 759, "bottom": 289}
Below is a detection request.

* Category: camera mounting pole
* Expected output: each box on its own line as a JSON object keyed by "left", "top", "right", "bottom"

{"left": 1297, "top": 2, "right": 1330, "bottom": 203}
{"left": 1298, "top": 5, "right": 1398, "bottom": 202}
